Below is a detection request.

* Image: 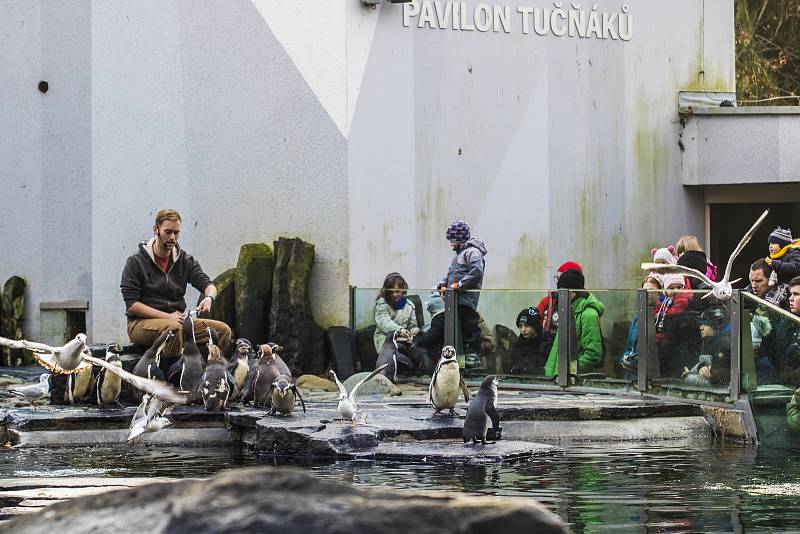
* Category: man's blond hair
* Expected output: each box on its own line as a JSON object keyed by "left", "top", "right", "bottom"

{"left": 155, "top": 208, "right": 182, "bottom": 227}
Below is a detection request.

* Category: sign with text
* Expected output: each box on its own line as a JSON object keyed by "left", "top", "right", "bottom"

{"left": 403, "top": 1, "right": 633, "bottom": 40}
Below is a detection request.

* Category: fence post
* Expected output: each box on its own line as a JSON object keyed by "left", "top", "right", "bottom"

{"left": 730, "top": 290, "right": 741, "bottom": 401}
{"left": 636, "top": 288, "right": 649, "bottom": 393}
{"left": 557, "top": 288, "right": 571, "bottom": 387}
{"left": 444, "top": 288, "right": 457, "bottom": 353}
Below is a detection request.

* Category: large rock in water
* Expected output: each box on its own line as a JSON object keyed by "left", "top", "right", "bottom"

{"left": 7, "top": 467, "right": 567, "bottom": 533}
{"left": 235, "top": 243, "right": 274, "bottom": 344}
{"left": 200, "top": 268, "right": 236, "bottom": 337}
{"left": 1, "top": 276, "right": 27, "bottom": 366}
{"left": 269, "top": 237, "right": 324, "bottom": 374}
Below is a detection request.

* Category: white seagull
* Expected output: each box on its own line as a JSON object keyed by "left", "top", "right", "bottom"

{"left": 330, "top": 364, "right": 389, "bottom": 429}
{"left": 642, "top": 209, "right": 769, "bottom": 301}
{"left": 0, "top": 334, "right": 186, "bottom": 404}
{"left": 8, "top": 373, "right": 50, "bottom": 398}
{"left": 127, "top": 393, "right": 174, "bottom": 443}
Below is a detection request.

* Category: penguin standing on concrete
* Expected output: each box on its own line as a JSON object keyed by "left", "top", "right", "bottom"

{"left": 428, "top": 345, "right": 470, "bottom": 416}
{"left": 134, "top": 329, "right": 174, "bottom": 382}
{"left": 168, "top": 314, "right": 205, "bottom": 404}
{"left": 375, "top": 330, "right": 416, "bottom": 383}
{"left": 96, "top": 346, "right": 124, "bottom": 408}
{"left": 462, "top": 375, "right": 502, "bottom": 445}
{"left": 200, "top": 344, "right": 229, "bottom": 411}
{"left": 227, "top": 338, "right": 254, "bottom": 401}
{"left": 267, "top": 374, "right": 306, "bottom": 416}
{"left": 65, "top": 362, "right": 94, "bottom": 405}
{"left": 253, "top": 344, "right": 281, "bottom": 409}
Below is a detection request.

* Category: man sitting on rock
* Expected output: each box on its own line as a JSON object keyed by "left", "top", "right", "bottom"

{"left": 120, "top": 208, "right": 231, "bottom": 358}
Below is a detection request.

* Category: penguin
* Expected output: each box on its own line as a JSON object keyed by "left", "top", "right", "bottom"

{"left": 267, "top": 374, "right": 306, "bottom": 416}
{"left": 462, "top": 375, "right": 502, "bottom": 445}
{"left": 96, "top": 349, "right": 124, "bottom": 408}
{"left": 428, "top": 345, "right": 470, "bottom": 416}
{"left": 200, "top": 344, "right": 229, "bottom": 411}
{"left": 170, "top": 314, "right": 205, "bottom": 404}
{"left": 375, "top": 330, "right": 416, "bottom": 383}
{"left": 134, "top": 329, "right": 174, "bottom": 383}
{"left": 253, "top": 344, "right": 281, "bottom": 409}
{"left": 243, "top": 342, "right": 287, "bottom": 404}
{"left": 65, "top": 362, "right": 94, "bottom": 405}
{"left": 227, "top": 338, "right": 254, "bottom": 401}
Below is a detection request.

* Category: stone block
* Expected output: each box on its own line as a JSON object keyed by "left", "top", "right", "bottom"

{"left": 235, "top": 244, "right": 273, "bottom": 345}
{"left": 269, "top": 237, "right": 324, "bottom": 374}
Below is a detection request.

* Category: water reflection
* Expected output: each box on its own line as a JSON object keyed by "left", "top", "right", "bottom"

{"left": 2, "top": 442, "right": 800, "bottom": 532}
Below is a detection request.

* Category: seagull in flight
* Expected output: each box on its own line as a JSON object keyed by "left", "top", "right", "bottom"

{"left": 0, "top": 334, "right": 186, "bottom": 404}
{"left": 642, "top": 209, "right": 769, "bottom": 300}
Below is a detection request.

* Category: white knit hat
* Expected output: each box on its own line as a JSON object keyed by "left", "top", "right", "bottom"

{"left": 652, "top": 246, "right": 677, "bottom": 265}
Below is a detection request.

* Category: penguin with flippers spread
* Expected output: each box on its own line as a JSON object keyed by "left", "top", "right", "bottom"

{"left": 463, "top": 375, "right": 502, "bottom": 444}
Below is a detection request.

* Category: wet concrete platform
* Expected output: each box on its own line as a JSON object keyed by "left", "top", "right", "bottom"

{"left": 0, "top": 390, "right": 712, "bottom": 462}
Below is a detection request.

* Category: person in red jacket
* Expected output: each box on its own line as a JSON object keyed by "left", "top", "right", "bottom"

{"left": 654, "top": 273, "right": 695, "bottom": 377}
{"left": 536, "top": 261, "right": 582, "bottom": 336}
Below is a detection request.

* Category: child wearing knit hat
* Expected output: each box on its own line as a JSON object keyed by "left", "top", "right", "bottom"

{"left": 535, "top": 261, "right": 584, "bottom": 336}
{"left": 651, "top": 246, "right": 677, "bottom": 265}
{"left": 510, "top": 307, "right": 554, "bottom": 375}
{"left": 765, "top": 227, "right": 800, "bottom": 286}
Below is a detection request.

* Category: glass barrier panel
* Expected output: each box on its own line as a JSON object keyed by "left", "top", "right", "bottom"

{"left": 645, "top": 288, "right": 732, "bottom": 403}
{"left": 563, "top": 289, "right": 640, "bottom": 390}
{"left": 457, "top": 288, "right": 556, "bottom": 385}
{"left": 351, "top": 287, "right": 442, "bottom": 374}
{"left": 740, "top": 291, "right": 800, "bottom": 446}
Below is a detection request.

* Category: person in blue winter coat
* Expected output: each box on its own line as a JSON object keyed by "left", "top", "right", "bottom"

{"left": 437, "top": 220, "right": 487, "bottom": 368}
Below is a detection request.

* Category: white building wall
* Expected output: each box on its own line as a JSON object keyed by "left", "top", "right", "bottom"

{"left": 0, "top": 3, "right": 43, "bottom": 338}
{"left": 348, "top": 0, "right": 734, "bottom": 292}
{"left": 0, "top": 0, "right": 735, "bottom": 341}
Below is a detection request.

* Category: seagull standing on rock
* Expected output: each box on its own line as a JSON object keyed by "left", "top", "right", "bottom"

{"left": 642, "top": 209, "right": 769, "bottom": 301}
{"left": 330, "top": 364, "right": 389, "bottom": 430}
{"left": 8, "top": 373, "right": 50, "bottom": 398}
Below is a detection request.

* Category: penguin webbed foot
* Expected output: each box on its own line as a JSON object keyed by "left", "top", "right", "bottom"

{"left": 448, "top": 408, "right": 457, "bottom": 417}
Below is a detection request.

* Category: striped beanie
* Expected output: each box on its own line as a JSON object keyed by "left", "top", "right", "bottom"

{"left": 768, "top": 227, "right": 793, "bottom": 248}
{"left": 445, "top": 220, "right": 470, "bottom": 243}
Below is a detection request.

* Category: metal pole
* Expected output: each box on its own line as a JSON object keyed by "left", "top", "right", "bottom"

{"left": 730, "top": 290, "right": 741, "bottom": 401}
{"left": 636, "top": 288, "right": 648, "bottom": 393}
{"left": 444, "top": 288, "right": 456, "bottom": 351}
{"left": 557, "top": 288, "right": 570, "bottom": 387}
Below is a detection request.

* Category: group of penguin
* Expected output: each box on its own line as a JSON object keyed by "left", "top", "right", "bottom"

{"left": 2, "top": 322, "right": 504, "bottom": 446}
{"left": 128, "top": 313, "right": 307, "bottom": 416}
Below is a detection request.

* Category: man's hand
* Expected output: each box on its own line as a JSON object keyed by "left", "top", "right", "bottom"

{"left": 437, "top": 283, "right": 446, "bottom": 296}
{"left": 196, "top": 296, "right": 213, "bottom": 315}
{"left": 699, "top": 366, "right": 711, "bottom": 379}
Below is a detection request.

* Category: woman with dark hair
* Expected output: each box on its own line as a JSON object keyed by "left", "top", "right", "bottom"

{"left": 373, "top": 272, "right": 420, "bottom": 353}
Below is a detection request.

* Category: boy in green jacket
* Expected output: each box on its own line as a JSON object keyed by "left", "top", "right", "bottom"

{"left": 544, "top": 269, "right": 605, "bottom": 376}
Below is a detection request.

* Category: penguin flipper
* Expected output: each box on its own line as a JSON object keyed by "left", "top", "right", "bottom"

{"left": 485, "top": 401, "right": 500, "bottom": 435}
{"left": 293, "top": 385, "right": 306, "bottom": 413}
{"left": 395, "top": 352, "right": 415, "bottom": 370}
{"left": 459, "top": 378, "right": 470, "bottom": 402}
{"left": 166, "top": 358, "right": 183, "bottom": 383}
